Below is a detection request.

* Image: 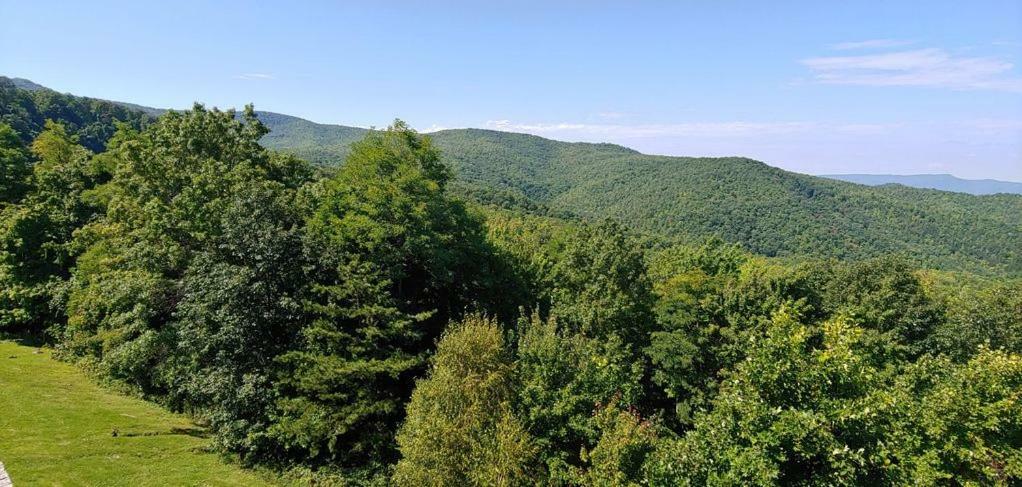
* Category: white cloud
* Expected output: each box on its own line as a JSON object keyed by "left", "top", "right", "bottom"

{"left": 419, "top": 124, "right": 453, "bottom": 133}
{"left": 483, "top": 120, "right": 817, "bottom": 138}
{"left": 958, "top": 119, "right": 1022, "bottom": 131}
{"left": 830, "top": 39, "right": 914, "bottom": 50}
{"left": 234, "top": 73, "right": 275, "bottom": 80}
{"left": 481, "top": 120, "right": 918, "bottom": 140}
{"left": 596, "top": 111, "right": 630, "bottom": 120}
{"left": 801, "top": 48, "right": 1022, "bottom": 92}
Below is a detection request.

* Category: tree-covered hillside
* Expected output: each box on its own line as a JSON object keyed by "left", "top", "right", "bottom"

{"left": 2, "top": 99, "right": 1021, "bottom": 484}
{"left": 256, "top": 111, "right": 367, "bottom": 164}
{"left": 0, "top": 77, "right": 153, "bottom": 153}
{"left": 262, "top": 121, "right": 1022, "bottom": 274}
{"left": 2, "top": 78, "right": 1020, "bottom": 275}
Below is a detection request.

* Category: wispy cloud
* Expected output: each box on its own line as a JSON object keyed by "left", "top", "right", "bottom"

{"left": 419, "top": 124, "right": 454, "bottom": 133}
{"left": 830, "top": 39, "right": 914, "bottom": 50}
{"left": 483, "top": 120, "right": 819, "bottom": 138}
{"left": 234, "top": 73, "right": 275, "bottom": 80}
{"left": 482, "top": 120, "right": 913, "bottom": 139}
{"left": 801, "top": 48, "right": 1022, "bottom": 92}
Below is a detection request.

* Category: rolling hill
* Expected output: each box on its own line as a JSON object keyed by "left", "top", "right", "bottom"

{"left": 260, "top": 119, "right": 1022, "bottom": 274}
{"left": 822, "top": 173, "right": 1022, "bottom": 195}
{"left": 3, "top": 76, "right": 1020, "bottom": 274}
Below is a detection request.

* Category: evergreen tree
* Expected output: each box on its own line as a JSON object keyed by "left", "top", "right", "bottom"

{"left": 271, "top": 121, "right": 491, "bottom": 469}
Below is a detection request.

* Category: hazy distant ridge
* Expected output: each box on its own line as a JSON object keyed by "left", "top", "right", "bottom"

{"left": 823, "top": 174, "right": 1022, "bottom": 195}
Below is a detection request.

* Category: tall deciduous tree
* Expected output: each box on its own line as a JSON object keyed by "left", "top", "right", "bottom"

{"left": 62, "top": 105, "right": 312, "bottom": 455}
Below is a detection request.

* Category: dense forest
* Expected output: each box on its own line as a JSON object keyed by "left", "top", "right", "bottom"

{"left": 1, "top": 80, "right": 1022, "bottom": 485}
{"left": 7, "top": 77, "right": 1019, "bottom": 275}
{"left": 253, "top": 107, "right": 1022, "bottom": 275}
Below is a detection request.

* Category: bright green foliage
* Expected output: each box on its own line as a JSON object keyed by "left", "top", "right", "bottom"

{"left": 515, "top": 312, "right": 646, "bottom": 481}
{"left": 932, "top": 281, "right": 1022, "bottom": 360}
{"left": 646, "top": 247, "right": 826, "bottom": 425}
{"left": 645, "top": 240, "right": 752, "bottom": 421}
{"left": 394, "top": 315, "right": 537, "bottom": 486}
{"left": 575, "top": 397, "right": 660, "bottom": 487}
{"left": 483, "top": 210, "right": 574, "bottom": 313}
{"left": 653, "top": 311, "right": 883, "bottom": 485}
{"left": 271, "top": 121, "right": 493, "bottom": 468}
{"left": 0, "top": 121, "right": 101, "bottom": 331}
{"left": 872, "top": 350, "right": 1022, "bottom": 484}
{"left": 646, "top": 311, "right": 1022, "bottom": 485}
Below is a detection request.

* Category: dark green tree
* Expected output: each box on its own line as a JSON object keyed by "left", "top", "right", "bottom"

{"left": 0, "top": 121, "right": 102, "bottom": 332}
{"left": 0, "top": 123, "right": 31, "bottom": 204}
{"left": 62, "top": 105, "right": 312, "bottom": 456}
{"left": 549, "top": 219, "right": 655, "bottom": 347}
{"left": 515, "top": 311, "right": 645, "bottom": 482}
{"left": 271, "top": 121, "right": 493, "bottom": 470}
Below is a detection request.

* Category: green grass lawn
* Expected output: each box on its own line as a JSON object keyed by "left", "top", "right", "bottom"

{"left": 0, "top": 339, "right": 278, "bottom": 486}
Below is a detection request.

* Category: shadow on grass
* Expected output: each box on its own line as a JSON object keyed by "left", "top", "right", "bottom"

{"left": 0, "top": 330, "right": 48, "bottom": 348}
{"left": 114, "top": 427, "right": 212, "bottom": 439}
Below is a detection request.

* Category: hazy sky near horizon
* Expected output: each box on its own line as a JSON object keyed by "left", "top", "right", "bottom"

{"left": 2, "top": 1, "right": 1021, "bottom": 181}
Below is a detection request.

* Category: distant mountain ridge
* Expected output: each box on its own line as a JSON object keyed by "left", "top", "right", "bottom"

{"left": 3, "top": 76, "right": 1020, "bottom": 274}
{"left": 823, "top": 174, "right": 1022, "bottom": 195}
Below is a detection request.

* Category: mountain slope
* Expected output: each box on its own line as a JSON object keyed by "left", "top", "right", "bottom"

{"left": 2, "top": 77, "right": 1020, "bottom": 274}
{"left": 822, "top": 173, "right": 1022, "bottom": 195}
{"left": 260, "top": 120, "right": 1022, "bottom": 273}
{"left": 0, "top": 76, "right": 153, "bottom": 152}
{"left": 256, "top": 111, "right": 368, "bottom": 164}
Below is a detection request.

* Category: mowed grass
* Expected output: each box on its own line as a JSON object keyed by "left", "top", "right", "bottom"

{"left": 0, "top": 339, "right": 277, "bottom": 486}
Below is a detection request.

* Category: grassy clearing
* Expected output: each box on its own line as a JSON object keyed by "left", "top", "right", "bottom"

{"left": 0, "top": 339, "right": 277, "bottom": 486}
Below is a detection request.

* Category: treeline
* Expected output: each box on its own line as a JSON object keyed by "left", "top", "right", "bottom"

{"left": 0, "top": 77, "right": 152, "bottom": 153}
{"left": 1, "top": 106, "right": 1021, "bottom": 485}
{"left": 427, "top": 129, "right": 1022, "bottom": 275}
{"left": 5, "top": 78, "right": 1020, "bottom": 275}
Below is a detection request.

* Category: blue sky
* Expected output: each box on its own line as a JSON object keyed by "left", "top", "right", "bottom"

{"left": 2, "top": 1, "right": 1021, "bottom": 181}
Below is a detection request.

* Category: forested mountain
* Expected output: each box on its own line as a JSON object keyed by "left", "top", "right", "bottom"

{"left": 258, "top": 117, "right": 1022, "bottom": 274}
{"left": 0, "top": 77, "right": 152, "bottom": 153}
{"left": 823, "top": 173, "right": 1022, "bottom": 195}
{"left": 3, "top": 76, "right": 1020, "bottom": 276}
{"left": 2, "top": 81, "right": 1021, "bottom": 484}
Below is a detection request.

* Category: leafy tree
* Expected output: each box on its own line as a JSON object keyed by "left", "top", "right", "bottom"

{"left": 646, "top": 251, "right": 826, "bottom": 425}
{"left": 574, "top": 396, "right": 660, "bottom": 487}
{"left": 645, "top": 309, "right": 1022, "bottom": 485}
{"left": 0, "top": 123, "right": 31, "bottom": 204}
{"left": 271, "top": 121, "right": 492, "bottom": 468}
{"left": 394, "top": 315, "right": 536, "bottom": 486}
{"left": 515, "top": 311, "right": 645, "bottom": 481}
{"left": 661, "top": 310, "right": 881, "bottom": 485}
{"left": 549, "top": 219, "right": 655, "bottom": 347}
{"left": 0, "top": 121, "right": 101, "bottom": 332}
{"left": 870, "top": 350, "right": 1022, "bottom": 484}
{"left": 932, "top": 281, "right": 1022, "bottom": 360}
{"left": 61, "top": 105, "right": 311, "bottom": 456}
{"left": 823, "top": 255, "right": 943, "bottom": 358}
